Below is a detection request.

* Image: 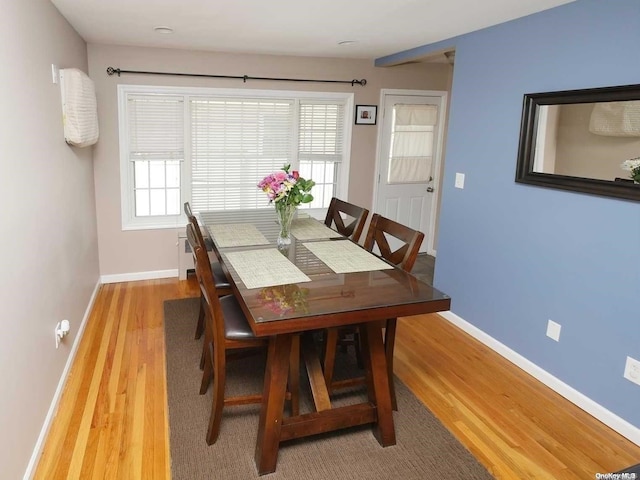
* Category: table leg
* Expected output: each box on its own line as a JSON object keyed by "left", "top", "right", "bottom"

{"left": 254, "top": 334, "right": 292, "bottom": 475}
{"left": 361, "top": 321, "right": 396, "bottom": 447}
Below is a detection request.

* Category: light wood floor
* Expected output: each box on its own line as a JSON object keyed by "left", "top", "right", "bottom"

{"left": 34, "top": 277, "right": 640, "bottom": 479}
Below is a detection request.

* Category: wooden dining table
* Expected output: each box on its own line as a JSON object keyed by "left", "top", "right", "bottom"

{"left": 201, "top": 208, "right": 451, "bottom": 475}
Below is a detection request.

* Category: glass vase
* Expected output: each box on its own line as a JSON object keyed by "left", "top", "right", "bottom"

{"left": 275, "top": 202, "right": 296, "bottom": 248}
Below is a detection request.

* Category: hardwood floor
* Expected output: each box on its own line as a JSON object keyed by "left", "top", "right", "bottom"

{"left": 34, "top": 277, "right": 640, "bottom": 479}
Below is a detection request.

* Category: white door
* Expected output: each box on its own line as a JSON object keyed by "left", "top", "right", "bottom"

{"left": 374, "top": 90, "right": 447, "bottom": 255}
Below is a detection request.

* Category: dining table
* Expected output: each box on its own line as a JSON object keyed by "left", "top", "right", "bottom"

{"left": 201, "top": 208, "right": 451, "bottom": 475}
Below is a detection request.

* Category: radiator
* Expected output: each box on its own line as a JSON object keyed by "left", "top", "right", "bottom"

{"left": 177, "top": 231, "right": 194, "bottom": 280}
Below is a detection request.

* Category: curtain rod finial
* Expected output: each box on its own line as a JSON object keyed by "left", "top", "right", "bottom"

{"left": 106, "top": 67, "right": 121, "bottom": 77}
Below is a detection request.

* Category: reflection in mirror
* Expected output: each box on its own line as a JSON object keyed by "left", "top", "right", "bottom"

{"left": 516, "top": 83, "right": 640, "bottom": 202}
{"left": 533, "top": 102, "right": 640, "bottom": 182}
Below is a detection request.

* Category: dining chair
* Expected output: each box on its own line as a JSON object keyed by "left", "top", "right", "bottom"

{"left": 184, "top": 202, "right": 232, "bottom": 342}
{"left": 322, "top": 198, "right": 370, "bottom": 363}
{"left": 324, "top": 197, "right": 369, "bottom": 242}
{"left": 188, "top": 223, "right": 300, "bottom": 444}
{"left": 323, "top": 213, "right": 424, "bottom": 409}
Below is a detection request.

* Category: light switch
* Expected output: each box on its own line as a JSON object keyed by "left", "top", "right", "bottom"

{"left": 546, "top": 319, "right": 561, "bottom": 342}
{"left": 455, "top": 173, "right": 465, "bottom": 189}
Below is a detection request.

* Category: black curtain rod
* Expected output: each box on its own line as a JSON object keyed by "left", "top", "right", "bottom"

{"left": 106, "top": 67, "right": 367, "bottom": 86}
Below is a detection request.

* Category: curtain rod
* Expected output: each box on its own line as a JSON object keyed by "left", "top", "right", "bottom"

{"left": 106, "top": 67, "right": 367, "bottom": 86}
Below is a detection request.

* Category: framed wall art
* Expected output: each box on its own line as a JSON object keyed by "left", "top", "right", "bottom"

{"left": 355, "top": 105, "right": 377, "bottom": 125}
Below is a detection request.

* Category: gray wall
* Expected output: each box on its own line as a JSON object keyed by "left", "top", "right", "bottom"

{"left": 0, "top": 0, "right": 99, "bottom": 477}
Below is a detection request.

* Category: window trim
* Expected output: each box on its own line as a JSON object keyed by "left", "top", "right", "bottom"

{"left": 118, "top": 84, "right": 353, "bottom": 230}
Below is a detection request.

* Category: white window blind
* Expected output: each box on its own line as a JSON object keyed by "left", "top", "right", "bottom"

{"left": 127, "top": 94, "right": 184, "bottom": 216}
{"left": 298, "top": 102, "right": 344, "bottom": 208}
{"left": 388, "top": 104, "right": 438, "bottom": 183}
{"left": 190, "top": 98, "right": 294, "bottom": 211}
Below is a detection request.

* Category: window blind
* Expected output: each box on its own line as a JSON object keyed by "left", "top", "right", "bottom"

{"left": 190, "top": 98, "right": 294, "bottom": 211}
{"left": 127, "top": 94, "right": 184, "bottom": 216}
{"left": 128, "top": 94, "right": 184, "bottom": 161}
{"left": 388, "top": 104, "right": 437, "bottom": 183}
{"left": 298, "top": 102, "right": 344, "bottom": 163}
{"left": 298, "top": 102, "right": 344, "bottom": 208}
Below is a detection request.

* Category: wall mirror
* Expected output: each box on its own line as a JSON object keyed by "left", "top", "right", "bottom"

{"left": 515, "top": 83, "right": 640, "bottom": 202}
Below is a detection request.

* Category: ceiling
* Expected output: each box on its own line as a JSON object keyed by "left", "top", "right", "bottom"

{"left": 51, "top": 0, "right": 575, "bottom": 60}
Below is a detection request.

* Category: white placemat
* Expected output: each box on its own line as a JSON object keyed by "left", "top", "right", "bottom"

{"left": 303, "top": 241, "right": 394, "bottom": 274}
{"left": 291, "top": 218, "right": 343, "bottom": 240}
{"left": 208, "top": 223, "right": 269, "bottom": 248}
{"left": 223, "top": 249, "right": 311, "bottom": 289}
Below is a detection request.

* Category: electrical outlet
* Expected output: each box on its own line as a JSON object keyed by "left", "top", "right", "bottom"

{"left": 55, "top": 322, "right": 61, "bottom": 348}
{"left": 623, "top": 356, "right": 640, "bottom": 386}
{"left": 454, "top": 173, "right": 465, "bottom": 189}
{"left": 54, "top": 319, "right": 70, "bottom": 349}
{"left": 546, "top": 319, "right": 561, "bottom": 342}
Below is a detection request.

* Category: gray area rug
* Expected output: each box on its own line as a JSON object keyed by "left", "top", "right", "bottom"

{"left": 164, "top": 298, "right": 493, "bottom": 479}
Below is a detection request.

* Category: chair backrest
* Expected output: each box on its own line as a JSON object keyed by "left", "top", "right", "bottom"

{"left": 324, "top": 197, "right": 369, "bottom": 242}
{"left": 186, "top": 215, "right": 204, "bottom": 256}
{"left": 363, "top": 214, "right": 424, "bottom": 273}
{"left": 184, "top": 201, "right": 210, "bottom": 253}
{"left": 188, "top": 223, "right": 225, "bottom": 346}
{"left": 184, "top": 201, "right": 195, "bottom": 219}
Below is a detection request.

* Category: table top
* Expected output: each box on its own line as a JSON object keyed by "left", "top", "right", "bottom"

{"left": 201, "top": 209, "right": 451, "bottom": 336}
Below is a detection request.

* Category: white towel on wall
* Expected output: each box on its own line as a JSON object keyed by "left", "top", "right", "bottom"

{"left": 60, "top": 68, "right": 99, "bottom": 147}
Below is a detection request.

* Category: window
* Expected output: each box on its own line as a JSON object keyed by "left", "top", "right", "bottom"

{"left": 298, "top": 102, "right": 345, "bottom": 209}
{"left": 388, "top": 104, "right": 438, "bottom": 183}
{"left": 190, "top": 98, "right": 294, "bottom": 211}
{"left": 118, "top": 85, "right": 352, "bottom": 229}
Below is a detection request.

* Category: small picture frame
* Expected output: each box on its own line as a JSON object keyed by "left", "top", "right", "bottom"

{"left": 355, "top": 105, "right": 377, "bottom": 125}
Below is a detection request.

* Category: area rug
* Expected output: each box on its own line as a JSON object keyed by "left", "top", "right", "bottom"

{"left": 164, "top": 298, "right": 493, "bottom": 479}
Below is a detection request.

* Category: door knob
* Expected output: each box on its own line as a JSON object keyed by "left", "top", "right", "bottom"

{"left": 426, "top": 186, "right": 434, "bottom": 193}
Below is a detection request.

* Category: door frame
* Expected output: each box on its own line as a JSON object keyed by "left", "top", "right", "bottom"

{"left": 371, "top": 89, "right": 448, "bottom": 256}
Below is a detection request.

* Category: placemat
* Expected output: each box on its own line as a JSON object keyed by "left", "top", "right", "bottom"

{"left": 303, "top": 241, "right": 394, "bottom": 274}
{"left": 223, "top": 248, "right": 311, "bottom": 289}
{"left": 208, "top": 223, "right": 269, "bottom": 248}
{"left": 291, "top": 218, "right": 343, "bottom": 240}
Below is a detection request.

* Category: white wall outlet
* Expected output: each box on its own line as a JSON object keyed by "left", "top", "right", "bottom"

{"left": 55, "top": 319, "right": 70, "bottom": 349}
{"left": 546, "top": 319, "right": 561, "bottom": 342}
{"left": 623, "top": 356, "right": 640, "bottom": 386}
{"left": 454, "top": 172, "right": 465, "bottom": 189}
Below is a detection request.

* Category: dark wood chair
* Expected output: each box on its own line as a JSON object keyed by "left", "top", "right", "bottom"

{"left": 184, "top": 202, "right": 231, "bottom": 342}
{"left": 322, "top": 198, "right": 370, "bottom": 366}
{"left": 324, "top": 197, "right": 369, "bottom": 242}
{"left": 189, "top": 223, "right": 300, "bottom": 444}
{"left": 323, "top": 213, "right": 424, "bottom": 409}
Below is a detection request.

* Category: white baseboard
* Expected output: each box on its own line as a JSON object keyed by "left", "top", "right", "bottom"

{"left": 24, "top": 280, "right": 101, "bottom": 480}
{"left": 439, "top": 310, "right": 640, "bottom": 447}
{"left": 101, "top": 269, "right": 178, "bottom": 284}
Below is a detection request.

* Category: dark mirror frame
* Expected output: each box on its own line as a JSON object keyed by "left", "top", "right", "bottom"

{"left": 515, "top": 83, "right": 640, "bottom": 202}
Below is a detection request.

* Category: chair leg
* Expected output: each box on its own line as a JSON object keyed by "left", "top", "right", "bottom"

{"left": 385, "top": 318, "right": 398, "bottom": 411}
{"left": 322, "top": 328, "right": 339, "bottom": 394}
{"left": 206, "top": 341, "right": 226, "bottom": 445}
{"left": 199, "top": 306, "right": 213, "bottom": 372}
{"left": 353, "top": 329, "right": 364, "bottom": 369}
{"left": 200, "top": 342, "right": 213, "bottom": 395}
{"left": 288, "top": 334, "right": 300, "bottom": 416}
{"left": 195, "top": 295, "right": 206, "bottom": 340}
{"left": 199, "top": 332, "right": 208, "bottom": 371}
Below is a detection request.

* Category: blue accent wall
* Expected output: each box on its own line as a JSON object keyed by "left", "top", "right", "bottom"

{"left": 379, "top": 0, "right": 640, "bottom": 429}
